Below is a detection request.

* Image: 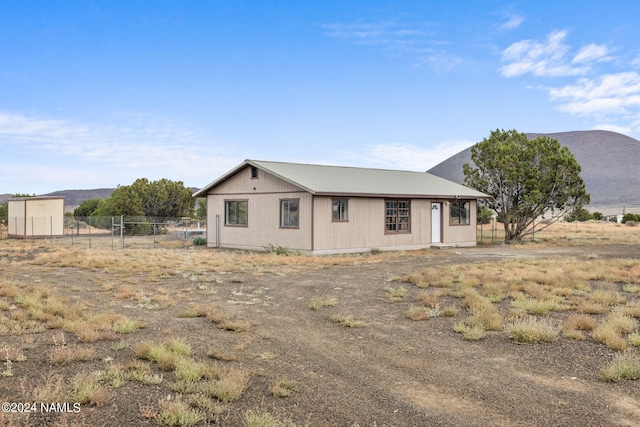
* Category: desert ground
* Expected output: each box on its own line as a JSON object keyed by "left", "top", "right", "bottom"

{"left": 0, "top": 222, "right": 639, "bottom": 427}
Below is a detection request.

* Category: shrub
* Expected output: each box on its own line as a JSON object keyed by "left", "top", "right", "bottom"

{"left": 601, "top": 352, "right": 640, "bottom": 381}
{"left": 308, "top": 295, "right": 338, "bottom": 310}
{"left": 622, "top": 213, "right": 640, "bottom": 224}
{"left": 270, "top": 377, "right": 297, "bottom": 398}
{"left": 507, "top": 317, "right": 558, "bottom": 344}
{"left": 192, "top": 237, "right": 207, "bottom": 246}
{"left": 565, "top": 207, "right": 593, "bottom": 222}
{"left": 330, "top": 314, "right": 366, "bottom": 328}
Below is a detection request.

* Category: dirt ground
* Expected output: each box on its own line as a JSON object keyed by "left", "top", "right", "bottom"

{"left": 1, "top": 242, "right": 639, "bottom": 426}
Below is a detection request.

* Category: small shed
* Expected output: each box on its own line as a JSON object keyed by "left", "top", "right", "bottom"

{"left": 8, "top": 197, "right": 65, "bottom": 239}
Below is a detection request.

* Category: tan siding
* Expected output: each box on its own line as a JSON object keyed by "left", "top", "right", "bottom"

{"left": 8, "top": 198, "right": 64, "bottom": 238}
{"left": 211, "top": 165, "right": 302, "bottom": 195}
{"left": 313, "top": 197, "right": 432, "bottom": 252}
{"left": 442, "top": 199, "right": 477, "bottom": 246}
{"left": 205, "top": 169, "right": 312, "bottom": 251}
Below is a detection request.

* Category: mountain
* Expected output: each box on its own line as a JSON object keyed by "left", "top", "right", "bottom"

{"left": 42, "top": 189, "right": 116, "bottom": 211}
{"left": 428, "top": 130, "right": 640, "bottom": 212}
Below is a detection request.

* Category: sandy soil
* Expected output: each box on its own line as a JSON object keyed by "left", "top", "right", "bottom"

{"left": 1, "top": 243, "right": 639, "bottom": 426}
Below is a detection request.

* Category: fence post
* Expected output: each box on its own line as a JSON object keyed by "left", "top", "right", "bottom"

{"left": 120, "top": 215, "right": 124, "bottom": 249}
{"left": 185, "top": 218, "right": 189, "bottom": 250}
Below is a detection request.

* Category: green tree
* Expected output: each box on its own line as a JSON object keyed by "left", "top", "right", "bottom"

{"left": 565, "top": 207, "right": 593, "bottom": 222}
{"left": 477, "top": 204, "right": 493, "bottom": 224}
{"left": 195, "top": 198, "right": 206, "bottom": 220}
{"left": 93, "top": 178, "right": 194, "bottom": 220}
{"left": 463, "top": 129, "right": 589, "bottom": 242}
{"left": 0, "top": 203, "right": 7, "bottom": 224}
{"left": 73, "top": 198, "right": 103, "bottom": 217}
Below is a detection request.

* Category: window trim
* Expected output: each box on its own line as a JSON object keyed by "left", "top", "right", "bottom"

{"left": 449, "top": 200, "right": 471, "bottom": 226}
{"left": 332, "top": 198, "right": 349, "bottom": 222}
{"left": 224, "top": 199, "right": 248, "bottom": 227}
{"left": 384, "top": 199, "right": 411, "bottom": 234}
{"left": 280, "top": 198, "right": 300, "bottom": 229}
{"left": 250, "top": 166, "right": 259, "bottom": 179}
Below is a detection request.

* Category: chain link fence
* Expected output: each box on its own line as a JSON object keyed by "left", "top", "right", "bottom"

{"left": 1, "top": 216, "right": 206, "bottom": 249}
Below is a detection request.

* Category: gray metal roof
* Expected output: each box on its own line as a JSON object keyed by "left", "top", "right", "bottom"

{"left": 194, "top": 160, "right": 489, "bottom": 199}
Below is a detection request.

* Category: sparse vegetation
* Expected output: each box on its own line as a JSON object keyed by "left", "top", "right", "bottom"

{"left": 1, "top": 221, "right": 640, "bottom": 425}
{"left": 308, "top": 295, "right": 338, "bottom": 310}
{"left": 330, "top": 314, "right": 366, "bottom": 328}
{"left": 507, "top": 317, "right": 559, "bottom": 344}
{"left": 601, "top": 352, "right": 640, "bottom": 382}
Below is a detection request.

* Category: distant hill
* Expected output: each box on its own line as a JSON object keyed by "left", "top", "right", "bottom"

{"left": 42, "top": 189, "right": 116, "bottom": 211}
{"left": 428, "top": 130, "right": 640, "bottom": 213}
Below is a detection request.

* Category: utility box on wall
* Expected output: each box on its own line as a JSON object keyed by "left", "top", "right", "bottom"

{"left": 8, "top": 197, "right": 65, "bottom": 239}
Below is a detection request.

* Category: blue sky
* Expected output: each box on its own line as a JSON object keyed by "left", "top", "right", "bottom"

{"left": 2, "top": 1, "right": 640, "bottom": 194}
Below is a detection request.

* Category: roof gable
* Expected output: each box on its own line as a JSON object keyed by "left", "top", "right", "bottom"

{"left": 194, "top": 160, "right": 489, "bottom": 199}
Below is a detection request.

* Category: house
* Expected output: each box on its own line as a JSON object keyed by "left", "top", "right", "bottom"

{"left": 8, "top": 196, "right": 65, "bottom": 239}
{"left": 193, "top": 160, "right": 489, "bottom": 254}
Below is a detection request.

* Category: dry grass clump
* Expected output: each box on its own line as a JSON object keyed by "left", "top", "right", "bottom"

{"left": 177, "top": 304, "right": 210, "bottom": 318}
{"left": 511, "top": 294, "right": 568, "bottom": 316}
{"left": 507, "top": 317, "right": 559, "bottom": 344}
{"left": 308, "top": 295, "right": 338, "bottom": 311}
{"left": 562, "top": 314, "right": 597, "bottom": 339}
{"left": 330, "top": 314, "right": 366, "bottom": 328}
{"left": 63, "top": 311, "right": 143, "bottom": 342}
{"left": 104, "top": 360, "right": 163, "bottom": 387}
{"left": 156, "top": 396, "right": 206, "bottom": 426}
{"left": 416, "top": 291, "right": 440, "bottom": 308}
{"left": 71, "top": 371, "right": 112, "bottom": 407}
{"left": 592, "top": 312, "right": 638, "bottom": 351}
{"left": 453, "top": 323, "right": 486, "bottom": 341}
{"left": 384, "top": 286, "right": 408, "bottom": 303}
{"left": 205, "top": 309, "right": 251, "bottom": 332}
{"left": 31, "top": 372, "right": 67, "bottom": 402}
{"left": 405, "top": 305, "right": 441, "bottom": 321}
{"left": 269, "top": 377, "right": 297, "bottom": 398}
{"left": 600, "top": 351, "right": 640, "bottom": 382}
{"left": 201, "top": 365, "right": 250, "bottom": 403}
{"left": 50, "top": 344, "right": 96, "bottom": 365}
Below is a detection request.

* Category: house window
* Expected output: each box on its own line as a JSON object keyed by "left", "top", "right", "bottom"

{"left": 332, "top": 198, "right": 348, "bottom": 222}
{"left": 450, "top": 201, "right": 470, "bottom": 225}
{"left": 280, "top": 199, "right": 299, "bottom": 228}
{"left": 385, "top": 200, "right": 410, "bottom": 233}
{"left": 225, "top": 200, "right": 248, "bottom": 226}
{"left": 250, "top": 166, "right": 259, "bottom": 179}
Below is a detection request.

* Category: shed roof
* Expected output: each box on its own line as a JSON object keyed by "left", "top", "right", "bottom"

{"left": 194, "top": 160, "right": 489, "bottom": 199}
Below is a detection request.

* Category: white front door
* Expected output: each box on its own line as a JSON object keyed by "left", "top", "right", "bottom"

{"left": 431, "top": 203, "right": 442, "bottom": 243}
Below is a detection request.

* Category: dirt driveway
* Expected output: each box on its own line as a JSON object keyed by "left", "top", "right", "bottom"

{"left": 1, "top": 243, "right": 639, "bottom": 426}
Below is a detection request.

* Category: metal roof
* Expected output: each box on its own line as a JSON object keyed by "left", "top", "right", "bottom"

{"left": 194, "top": 159, "right": 489, "bottom": 199}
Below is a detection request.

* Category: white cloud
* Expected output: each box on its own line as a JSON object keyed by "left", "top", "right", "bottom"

{"left": 500, "top": 30, "right": 591, "bottom": 77}
{"left": 323, "top": 20, "right": 463, "bottom": 71}
{"left": 548, "top": 72, "right": 640, "bottom": 116}
{"left": 572, "top": 44, "right": 611, "bottom": 64}
{"left": 499, "top": 30, "right": 616, "bottom": 78}
{"left": 341, "top": 140, "right": 475, "bottom": 171}
{"left": 0, "top": 111, "right": 240, "bottom": 192}
{"left": 499, "top": 13, "right": 524, "bottom": 31}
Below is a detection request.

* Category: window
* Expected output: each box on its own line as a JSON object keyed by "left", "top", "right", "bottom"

{"left": 225, "top": 200, "right": 248, "bottom": 226}
{"left": 280, "top": 199, "right": 299, "bottom": 228}
{"left": 385, "top": 200, "right": 410, "bottom": 233}
{"left": 332, "top": 198, "right": 348, "bottom": 222}
{"left": 450, "top": 201, "right": 470, "bottom": 225}
{"left": 250, "top": 166, "right": 259, "bottom": 179}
